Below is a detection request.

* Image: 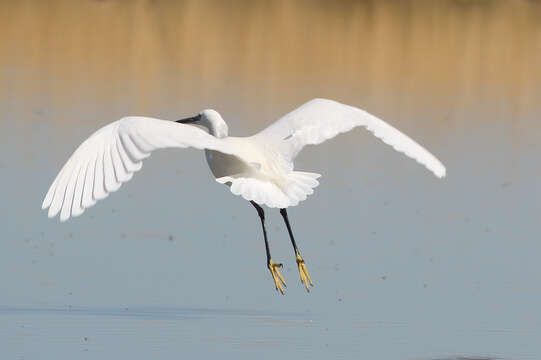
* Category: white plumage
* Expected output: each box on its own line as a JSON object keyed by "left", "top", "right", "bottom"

{"left": 42, "top": 98, "right": 446, "bottom": 221}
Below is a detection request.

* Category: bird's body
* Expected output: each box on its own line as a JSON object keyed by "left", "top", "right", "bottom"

{"left": 42, "top": 98, "right": 446, "bottom": 294}
{"left": 205, "top": 137, "right": 321, "bottom": 209}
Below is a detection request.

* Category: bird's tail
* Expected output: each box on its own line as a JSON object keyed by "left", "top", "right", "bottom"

{"left": 215, "top": 171, "right": 320, "bottom": 208}
{"left": 283, "top": 171, "right": 321, "bottom": 206}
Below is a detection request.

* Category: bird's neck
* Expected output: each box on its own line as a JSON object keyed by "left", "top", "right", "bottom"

{"left": 208, "top": 120, "right": 229, "bottom": 139}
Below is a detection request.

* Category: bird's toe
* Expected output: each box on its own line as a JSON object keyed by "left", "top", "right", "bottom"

{"left": 268, "top": 259, "right": 286, "bottom": 294}
{"left": 296, "top": 252, "right": 313, "bottom": 292}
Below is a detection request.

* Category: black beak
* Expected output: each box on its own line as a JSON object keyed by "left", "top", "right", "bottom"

{"left": 176, "top": 114, "right": 201, "bottom": 124}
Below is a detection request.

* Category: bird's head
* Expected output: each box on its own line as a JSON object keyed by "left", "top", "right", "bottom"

{"left": 176, "top": 109, "right": 228, "bottom": 138}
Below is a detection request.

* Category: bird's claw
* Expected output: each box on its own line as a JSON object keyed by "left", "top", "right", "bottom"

{"left": 268, "top": 259, "right": 286, "bottom": 294}
{"left": 296, "top": 252, "right": 313, "bottom": 292}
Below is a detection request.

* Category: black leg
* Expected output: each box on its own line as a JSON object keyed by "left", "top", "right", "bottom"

{"left": 280, "top": 208, "right": 313, "bottom": 291}
{"left": 251, "top": 201, "right": 271, "bottom": 263}
{"left": 280, "top": 208, "right": 299, "bottom": 254}
{"left": 251, "top": 201, "right": 286, "bottom": 293}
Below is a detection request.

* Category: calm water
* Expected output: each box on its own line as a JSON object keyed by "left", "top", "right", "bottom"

{"left": 1, "top": 1, "right": 540, "bottom": 359}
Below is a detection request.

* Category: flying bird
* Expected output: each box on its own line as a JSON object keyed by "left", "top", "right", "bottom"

{"left": 42, "top": 98, "right": 446, "bottom": 294}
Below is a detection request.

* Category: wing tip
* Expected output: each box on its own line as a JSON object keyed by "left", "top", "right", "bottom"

{"left": 42, "top": 190, "right": 54, "bottom": 210}
{"left": 433, "top": 165, "right": 446, "bottom": 179}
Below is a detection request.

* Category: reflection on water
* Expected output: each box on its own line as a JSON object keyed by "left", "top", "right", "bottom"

{"left": 1, "top": 0, "right": 540, "bottom": 126}
{"left": 0, "top": 305, "right": 307, "bottom": 321}
{"left": 1, "top": 1, "right": 540, "bottom": 360}
{"left": 430, "top": 358, "right": 498, "bottom": 360}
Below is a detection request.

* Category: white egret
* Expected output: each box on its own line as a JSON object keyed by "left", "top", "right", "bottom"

{"left": 42, "top": 98, "right": 446, "bottom": 294}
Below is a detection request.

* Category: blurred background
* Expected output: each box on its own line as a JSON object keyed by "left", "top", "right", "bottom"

{"left": 1, "top": 1, "right": 540, "bottom": 359}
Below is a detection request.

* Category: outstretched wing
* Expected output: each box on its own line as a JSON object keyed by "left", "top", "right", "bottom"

{"left": 42, "top": 117, "right": 244, "bottom": 221}
{"left": 254, "top": 98, "right": 446, "bottom": 178}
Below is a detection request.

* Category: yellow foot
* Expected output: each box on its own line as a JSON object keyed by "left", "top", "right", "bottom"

{"left": 268, "top": 259, "right": 286, "bottom": 294}
{"left": 296, "top": 252, "right": 313, "bottom": 292}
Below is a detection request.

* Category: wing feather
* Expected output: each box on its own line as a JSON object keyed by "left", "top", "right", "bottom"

{"left": 43, "top": 116, "right": 249, "bottom": 221}
{"left": 103, "top": 142, "right": 121, "bottom": 193}
{"left": 93, "top": 145, "right": 108, "bottom": 201}
{"left": 255, "top": 98, "right": 446, "bottom": 178}
{"left": 120, "top": 132, "right": 149, "bottom": 162}
{"left": 48, "top": 155, "right": 78, "bottom": 218}
{"left": 116, "top": 136, "right": 141, "bottom": 173}
{"left": 114, "top": 138, "right": 135, "bottom": 183}
{"left": 81, "top": 155, "right": 97, "bottom": 209}
{"left": 111, "top": 140, "right": 127, "bottom": 183}
{"left": 131, "top": 130, "right": 155, "bottom": 152}
{"left": 42, "top": 162, "right": 64, "bottom": 209}
{"left": 71, "top": 158, "right": 89, "bottom": 217}
{"left": 60, "top": 160, "right": 84, "bottom": 222}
